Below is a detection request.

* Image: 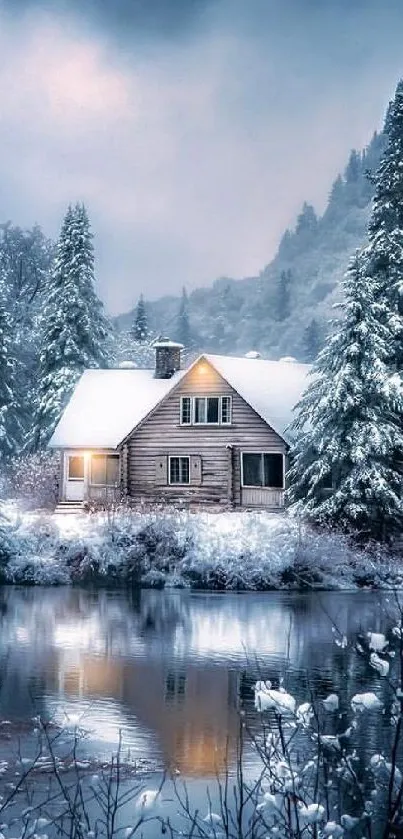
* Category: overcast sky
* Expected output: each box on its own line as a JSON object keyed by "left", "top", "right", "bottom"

{"left": 1, "top": 0, "right": 403, "bottom": 314}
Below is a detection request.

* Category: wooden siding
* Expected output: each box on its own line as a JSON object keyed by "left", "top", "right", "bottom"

{"left": 88, "top": 485, "right": 121, "bottom": 503}
{"left": 241, "top": 488, "right": 285, "bottom": 508}
{"left": 125, "top": 359, "right": 286, "bottom": 508}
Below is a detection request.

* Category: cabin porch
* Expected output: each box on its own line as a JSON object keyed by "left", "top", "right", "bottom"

{"left": 60, "top": 450, "right": 121, "bottom": 504}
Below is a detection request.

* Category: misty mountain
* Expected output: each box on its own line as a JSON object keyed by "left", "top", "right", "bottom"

{"left": 115, "top": 130, "right": 386, "bottom": 362}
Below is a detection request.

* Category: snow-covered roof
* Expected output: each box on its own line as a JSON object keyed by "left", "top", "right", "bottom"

{"left": 203, "top": 354, "right": 310, "bottom": 441}
{"left": 49, "top": 354, "right": 311, "bottom": 450}
{"left": 48, "top": 368, "right": 186, "bottom": 449}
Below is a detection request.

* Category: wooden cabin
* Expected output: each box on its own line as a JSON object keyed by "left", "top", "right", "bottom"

{"left": 49, "top": 341, "right": 310, "bottom": 510}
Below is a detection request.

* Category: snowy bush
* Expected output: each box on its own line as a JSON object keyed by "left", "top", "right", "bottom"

{"left": 1, "top": 451, "right": 59, "bottom": 510}
{"left": 0, "top": 522, "right": 16, "bottom": 581}
{"left": 0, "top": 507, "right": 400, "bottom": 589}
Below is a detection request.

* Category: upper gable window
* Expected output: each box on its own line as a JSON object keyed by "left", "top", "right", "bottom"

{"left": 180, "top": 395, "right": 232, "bottom": 425}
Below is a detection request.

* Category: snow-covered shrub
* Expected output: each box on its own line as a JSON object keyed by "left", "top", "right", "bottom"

{"left": 181, "top": 512, "right": 296, "bottom": 589}
{"left": 0, "top": 507, "right": 400, "bottom": 589}
{"left": 278, "top": 521, "right": 360, "bottom": 588}
{"left": 0, "top": 522, "right": 16, "bottom": 581}
{"left": 0, "top": 502, "right": 24, "bottom": 580}
{"left": 1, "top": 451, "right": 59, "bottom": 509}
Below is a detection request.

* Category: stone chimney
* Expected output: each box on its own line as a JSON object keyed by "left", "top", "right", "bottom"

{"left": 153, "top": 337, "right": 184, "bottom": 379}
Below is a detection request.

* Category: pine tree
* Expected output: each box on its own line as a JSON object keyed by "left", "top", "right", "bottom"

{"left": 131, "top": 294, "right": 148, "bottom": 342}
{"left": 295, "top": 203, "right": 318, "bottom": 235}
{"left": 275, "top": 269, "right": 292, "bottom": 321}
{"left": 0, "top": 223, "right": 54, "bottom": 448}
{"left": 345, "top": 149, "right": 361, "bottom": 183}
{"left": 365, "top": 78, "right": 403, "bottom": 371}
{"left": 30, "top": 204, "right": 111, "bottom": 450}
{"left": 287, "top": 251, "right": 403, "bottom": 541}
{"left": 323, "top": 175, "right": 346, "bottom": 224}
{"left": 302, "top": 318, "right": 323, "bottom": 361}
{"left": 176, "top": 287, "right": 191, "bottom": 347}
{"left": 277, "top": 229, "right": 294, "bottom": 259}
{"left": 0, "top": 301, "right": 20, "bottom": 460}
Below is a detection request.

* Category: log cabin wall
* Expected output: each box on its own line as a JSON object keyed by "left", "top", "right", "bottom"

{"left": 125, "top": 359, "right": 286, "bottom": 508}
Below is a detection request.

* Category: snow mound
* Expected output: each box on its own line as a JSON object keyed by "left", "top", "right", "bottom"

{"left": 254, "top": 681, "right": 296, "bottom": 715}
{"left": 351, "top": 692, "right": 383, "bottom": 713}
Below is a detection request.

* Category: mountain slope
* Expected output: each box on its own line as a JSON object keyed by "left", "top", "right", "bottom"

{"left": 115, "top": 131, "right": 385, "bottom": 362}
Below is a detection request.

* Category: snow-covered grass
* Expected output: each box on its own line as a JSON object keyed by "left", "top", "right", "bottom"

{"left": 0, "top": 502, "right": 401, "bottom": 589}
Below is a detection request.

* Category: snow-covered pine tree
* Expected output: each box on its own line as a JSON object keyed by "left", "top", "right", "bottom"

{"left": 131, "top": 294, "right": 148, "bottom": 342}
{"left": 176, "top": 287, "right": 191, "bottom": 347}
{"left": 287, "top": 250, "right": 403, "bottom": 541}
{"left": 112, "top": 326, "right": 156, "bottom": 368}
{"left": 365, "top": 78, "right": 403, "bottom": 371}
{"left": 29, "top": 203, "right": 111, "bottom": 450}
{"left": 0, "top": 301, "right": 20, "bottom": 460}
{"left": 0, "top": 223, "right": 54, "bottom": 449}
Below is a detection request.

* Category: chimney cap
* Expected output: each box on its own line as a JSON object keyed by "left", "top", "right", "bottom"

{"left": 152, "top": 337, "right": 184, "bottom": 350}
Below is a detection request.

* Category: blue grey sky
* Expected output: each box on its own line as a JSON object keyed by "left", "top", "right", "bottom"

{"left": 0, "top": 0, "right": 402, "bottom": 312}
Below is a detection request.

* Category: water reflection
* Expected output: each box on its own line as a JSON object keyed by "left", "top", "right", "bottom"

{"left": 0, "top": 587, "right": 398, "bottom": 777}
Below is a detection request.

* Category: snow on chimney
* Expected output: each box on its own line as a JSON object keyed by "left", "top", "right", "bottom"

{"left": 153, "top": 337, "right": 183, "bottom": 379}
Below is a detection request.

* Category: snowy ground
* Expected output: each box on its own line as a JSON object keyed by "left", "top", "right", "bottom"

{"left": 0, "top": 501, "right": 401, "bottom": 589}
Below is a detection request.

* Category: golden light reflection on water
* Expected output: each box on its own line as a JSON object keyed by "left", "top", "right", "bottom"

{"left": 58, "top": 655, "right": 240, "bottom": 775}
{"left": 0, "top": 587, "right": 393, "bottom": 779}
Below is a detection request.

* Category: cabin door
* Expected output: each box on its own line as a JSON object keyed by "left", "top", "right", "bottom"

{"left": 65, "top": 455, "right": 85, "bottom": 501}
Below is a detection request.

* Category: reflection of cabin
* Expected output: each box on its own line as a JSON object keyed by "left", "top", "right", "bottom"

{"left": 56, "top": 655, "right": 241, "bottom": 776}
{"left": 49, "top": 342, "right": 309, "bottom": 510}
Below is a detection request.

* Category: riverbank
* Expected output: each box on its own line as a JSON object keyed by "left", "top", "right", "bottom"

{"left": 0, "top": 502, "right": 401, "bottom": 589}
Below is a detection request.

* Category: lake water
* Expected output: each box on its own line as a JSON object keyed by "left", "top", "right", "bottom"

{"left": 0, "top": 586, "right": 398, "bottom": 782}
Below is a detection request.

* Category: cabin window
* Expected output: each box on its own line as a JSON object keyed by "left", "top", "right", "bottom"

{"left": 242, "top": 452, "right": 284, "bottom": 489}
{"left": 91, "top": 455, "right": 120, "bottom": 486}
{"left": 194, "top": 397, "right": 207, "bottom": 423}
{"left": 169, "top": 456, "right": 190, "bottom": 485}
{"left": 68, "top": 456, "right": 84, "bottom": 480}
{"left": 180, "top": 397, "right": 192, "bottom": 425}
{"left": 181, "top": 396, "right": 232, "bottom": 425}
{"left": 221, "top": 396, "right": 231, "bottom": 424}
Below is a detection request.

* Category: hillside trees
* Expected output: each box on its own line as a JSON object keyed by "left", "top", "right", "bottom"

{"left": 275, "top": 269, "right": 292, "bottom": 321}
{"left": 29, "top": 204, "right": 111, "bottom": 450}
{"left": 302, "top": 318, "right": 324, "bottom": 362}
{"left": 176, "top": 286, "right": 191, "bottom": 347}
{"left": 295, "top": 202, "right": 318, "bottom": 236}
{"left": 288, "top": 80, "right": 403, "bottom": 539}
{"left": 115, "top": 130, "right": 384, "bottom": 359}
